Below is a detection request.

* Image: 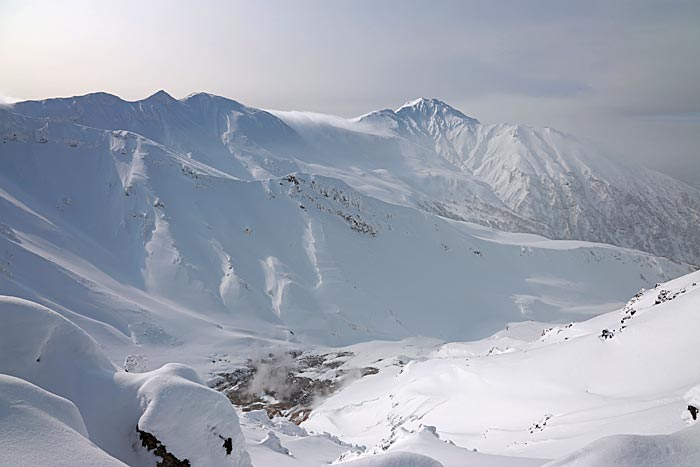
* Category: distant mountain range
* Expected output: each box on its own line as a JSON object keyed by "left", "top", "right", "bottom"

{"left": 0, "top": 91, "right": 695, "bottom": 349}
{"left": 10, "top": 91, "right": 700, "bottom": 266}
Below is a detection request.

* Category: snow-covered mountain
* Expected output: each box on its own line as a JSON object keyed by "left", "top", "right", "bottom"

{"left": 358, "top": 98, "right": 700, "bottom": 266}
{"left": 11, "top": 92, "right": 700, "bottom": 266}
{"left": 0, "top": 104, "right": 691, "bottom": 354}
{"left": 1, "top": 91, "right": 699, "bottom": 466}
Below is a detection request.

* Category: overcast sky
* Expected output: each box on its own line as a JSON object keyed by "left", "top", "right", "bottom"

{"left": 1, "top": 0, "right": 698, "bottom": 185}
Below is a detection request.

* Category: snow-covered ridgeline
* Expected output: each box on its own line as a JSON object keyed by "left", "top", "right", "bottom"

{"left": 10, "top": 92, "right": 700, "bottom": 265}
{"left": 0, "top": 106, "right": 691, "bottom": 356}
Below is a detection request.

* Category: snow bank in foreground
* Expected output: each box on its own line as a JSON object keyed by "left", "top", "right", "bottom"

{"left": 0, "top": 295, "right": 251, "bottom": 467}
{"left": 543, "top": 424, "right": 700, "bottom": 467}
{"left": 0, "top": 374, "right": 127, "bottom": 467}
{"left": 383, "top": 425, "right": 545, "bottom": 467}
{"left": 135, "top": 364, "right": 250, "bottom": 466}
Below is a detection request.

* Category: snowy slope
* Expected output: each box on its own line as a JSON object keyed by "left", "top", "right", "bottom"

{"left": 543, "top": 424, "right": 700, "bottom": 467}
{"left": 304, "top": 270, "right": 700, "bottom": 460}
{"left": 238, "top": 409, "right": 547, "bottom": 467}
{"left": 0, "top": 374, "right": 128, "bottom": 467}
{"left": 0, "top": 295, "right": 251, "bottom": 467}
{"left": 11, "top": 92, "right": 700, "bottom": 265}
{"left": 358, "top": 98, "right": 700, "bottom": 265}
{"left": 542, "top": 374, "right": 700, "bottom": 466}
{"left": 0, "top": 106, "right": 690, "bottom": 361}
{"left": 2, "top": 257, "right": 696, "bottom": 466}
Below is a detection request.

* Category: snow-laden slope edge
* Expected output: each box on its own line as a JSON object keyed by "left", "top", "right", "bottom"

{"left": 0, "top": 296, "right": 251, "bottom": 467}
{"left": 0, "top": 374, "right": 128, "bottom": 467}
{"left": 332, "top": 425, "right": 546, "bottom": 467}
{"left": 543, "top": 383, "right": 700, "bottom": 467}
{"left": 543, "top": 424, "right": 700, "bottom": 467}
{"left": 336, "top": 451, "right": 444, "bottom": 467}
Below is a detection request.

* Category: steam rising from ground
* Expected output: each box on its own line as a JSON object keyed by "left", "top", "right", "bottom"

{"left": 245, "top": 353, "right": 297, "bottom": 400}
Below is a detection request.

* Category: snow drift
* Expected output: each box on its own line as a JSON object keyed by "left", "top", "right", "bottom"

{"left": 0, "top": 374, "right": 128, "bottom": 467}
{"left": 0, "top": 295, "right": 251, "bottom": 467}
{"left": 544, "top": 424, "right": 700, "bottom": 467}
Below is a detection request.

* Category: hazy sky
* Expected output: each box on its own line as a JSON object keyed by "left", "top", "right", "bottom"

{"left": 1, "top": 0, "right": 699, "bottom": 185}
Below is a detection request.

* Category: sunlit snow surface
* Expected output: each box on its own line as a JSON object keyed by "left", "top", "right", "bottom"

{"left": 2, "top": 273, "right": 699, "bottom": 466}
{"left": 1, "top": 93, "right": 699, "bottom": 466}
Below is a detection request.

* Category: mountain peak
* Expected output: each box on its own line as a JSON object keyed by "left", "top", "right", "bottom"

{"left": 396, "top": 97, "right": 479, "bottom": 124}
{"left": 182, "top": 91, "right": 245, "bottom": 108}
{"left": 144, "top": 89, "right": 177, "bottom": 103}
{"left": 397, "top": 97, "right": 444, "bottom": 110}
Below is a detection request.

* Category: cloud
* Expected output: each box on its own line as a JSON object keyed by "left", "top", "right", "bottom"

{"left": 0, "top": 94, "right": 22, "bottom": 105}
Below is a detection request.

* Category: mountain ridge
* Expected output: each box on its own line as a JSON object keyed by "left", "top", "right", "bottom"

{"left": 7, "top": 92, "right": 700, "bottom": 266}
{"left": 0, "top": 104, "right": 690, "bottom": 351}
